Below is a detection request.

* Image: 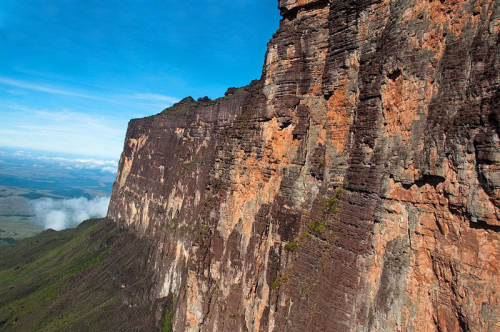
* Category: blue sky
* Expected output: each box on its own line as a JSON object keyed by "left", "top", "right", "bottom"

{"left": 0, "top": 0, "right": 280, "bottom": 160}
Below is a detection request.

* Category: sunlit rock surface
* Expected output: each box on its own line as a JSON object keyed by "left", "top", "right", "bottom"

{"left": 108, "top": 0, "right": 500, "bottom": 330}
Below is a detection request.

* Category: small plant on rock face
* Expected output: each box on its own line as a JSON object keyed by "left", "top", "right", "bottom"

{"left": 182, "top": 160, "right": 194, "bottom": 171}
{"left": 284, "top": 241, "right": 298, "bottom": 253}
{"left": 297, "top": 229, "right": 310, "bottom": 242}
{"left": 284, "top": 228, "right": 311, "bottom": 254}
{"left": 308, "top": 219, "right": 326, "bottom": 233}
{"left": 324, "top": 183, "right": 346, "bottom": 213}
{"left": 272, "top": 275, "right": 289, "bottom": 290}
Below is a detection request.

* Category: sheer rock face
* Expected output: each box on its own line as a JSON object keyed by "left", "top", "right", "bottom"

{"left": 108, "top": 0, "right": 500, "bottom": 330}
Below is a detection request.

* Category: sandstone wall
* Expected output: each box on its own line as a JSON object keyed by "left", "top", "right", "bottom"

{"left": 108, "top": 0, "right": 500, "bottom": 330}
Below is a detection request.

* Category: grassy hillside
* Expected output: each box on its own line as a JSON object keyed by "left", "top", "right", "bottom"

{"left": 0, "top": 186, "right": 46, "bottom": 243}
{"left": 0, "top": 218, "right": 167, "bottom": 331}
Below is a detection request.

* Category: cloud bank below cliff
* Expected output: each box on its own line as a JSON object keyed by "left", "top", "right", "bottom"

{"left": 31, "top": 197, "right": 110, "bottom": 230}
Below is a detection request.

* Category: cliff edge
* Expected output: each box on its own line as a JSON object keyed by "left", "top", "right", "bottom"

{"left": 108, "top": 0, "right": 500, "bottom": 330}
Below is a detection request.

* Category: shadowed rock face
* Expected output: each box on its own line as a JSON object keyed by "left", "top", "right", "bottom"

{"left": 108, "top": 0, "right": 500, "bottom": 330}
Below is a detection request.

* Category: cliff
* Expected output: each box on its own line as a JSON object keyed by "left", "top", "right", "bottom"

{"left": 108, "top": 0, "right": 500, "bottom": 331}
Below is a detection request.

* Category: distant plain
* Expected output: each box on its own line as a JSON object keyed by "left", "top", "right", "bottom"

{"left": 0, "top": 149, "right": 117, "bottom": 243}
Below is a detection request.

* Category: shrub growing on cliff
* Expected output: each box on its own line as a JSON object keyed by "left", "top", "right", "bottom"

{"left": 308, "top": 219, "right": 326, "bottom": 233}
{"left": 324, "top": 183, "right": 346, "bottom": 213}
{"left": 284, "top": 241, "right": 298, "bottom": 253}
{"left": 272, "top": 275, "right": 289, "bottom": 290}
{"left": 225, "top": 87, "right": 237, "bottom": 96}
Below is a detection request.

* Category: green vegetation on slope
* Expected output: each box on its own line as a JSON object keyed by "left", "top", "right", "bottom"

{"left": 0, "top": 218, "right": 166, "bottom": 332}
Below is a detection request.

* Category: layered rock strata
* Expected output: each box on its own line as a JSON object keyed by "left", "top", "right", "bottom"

{"left": 108, "top": 0, "right": 500, "bottom": 330}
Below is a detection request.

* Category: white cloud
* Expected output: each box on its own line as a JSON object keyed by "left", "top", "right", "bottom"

{"left": 44, "top": 210, "right": 67, "bottom": 231}
{"left": 0, "top": 77, "right": 104, "bottom": 101}
{"left": 48, "top": 156, "right": 118, "bottom": 173}
{"left": 0, "top": 78, "right": 179, "bottom": 108}
{"left": 100, "top": 166, "right": 117, "bottom": 173}
{"left": 5, "top": 150, "right": 118, "bottom": 173}
{"left": 133, "top": 93, "right": 179, "bottom": 105}
{"left": 30, "top": 196, "right": 110, "bottom": 230}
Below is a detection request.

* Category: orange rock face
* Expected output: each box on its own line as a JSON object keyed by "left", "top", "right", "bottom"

{"left": 107, "top": 0, "right": 500, "bottom": 330}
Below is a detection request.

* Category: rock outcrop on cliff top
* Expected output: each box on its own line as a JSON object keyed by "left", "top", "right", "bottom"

{"left": 108, "top": 0, "right": 500, "bottom": 330}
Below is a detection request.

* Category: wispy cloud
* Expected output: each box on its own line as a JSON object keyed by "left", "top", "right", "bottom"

{"left": 0, "top": 77, "right": 99, "bottom": 100}
{"left": 16, "top": 69, "right": 117, "bottom": 91}
{"left": 0, "top": 106, "right": 126, "bottom": 159}
{"left": 0, "top": 76, "right": 179, "bottom": 159}
{"left": 0, "top": 77, "right": 179, "bottom": 109}
{"left": 6, "top": 89, "right": 28, "bottom": 96}
{"left": 133, "top": 93, "right": 179, "bottom": 105}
